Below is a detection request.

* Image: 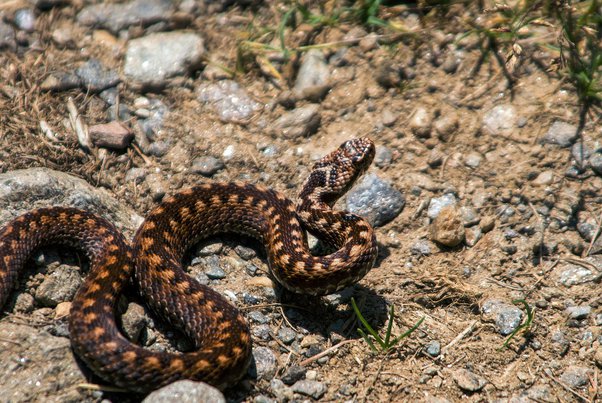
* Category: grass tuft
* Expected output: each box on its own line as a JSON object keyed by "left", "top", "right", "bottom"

{"left": 500, "top": 299, "right": 535, "bottom": 349}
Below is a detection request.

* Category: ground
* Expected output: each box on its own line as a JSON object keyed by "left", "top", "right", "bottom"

{"left": 0, "top": 1, "right": 600, "bottom": 402}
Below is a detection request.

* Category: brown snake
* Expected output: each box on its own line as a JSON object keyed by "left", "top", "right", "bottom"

{"left": 0, "top": 138, "right": 378, "bottom": 393}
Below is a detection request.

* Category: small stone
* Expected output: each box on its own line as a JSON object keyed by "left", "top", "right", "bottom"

{"left": 35, "top": 266, "right": 82, "bottom": 307}
{"left": 197, "top": 80, "right": 261, "bottom": 122}
{"left": 191, "top": 156, "right": 225, "bottom": 177}
{"left": 346, "top": 173, "right": 405, "bottom": 227}
{"left": 532, "top": 170, "right": 554, "bottom": 186}
{"left": 77, "top": 0, "right": 173, "bottom": 34}
{"left": 250, "top": 347, "right": 277, "bottom": 381}
{"left": 480, "top": 216, "right": 495, "bottom": 232}
{"left": 75, "top": 59, "right": 120, "bottom": 92}
{"left": 291, "top": 380, "right": 328, "bottom": 399}
{"left": 411, "top": 239, "right": 432, "bottom": 256}
{"left": 433, "top": 114, "right": 458, "bottom": 141}
{"left": 551, "top": 330, "right": 570, "bottom": 356}
{"left": 590, "top": 152, "right": 602, "bottom": 176}
{"left": 527, "top": 384, "right": 556, "bottom": 402}
{"left": 40, "top": 73, "right": 81, "bottom": 91}
{"left": 425, "top": 340, "right": 441, "bottom": 357}
{"left": 124, "top": 32, "right": 205, "bottom": 88}
{"left": 464, "top": 152, "right": 483, "bottom": 168}
{"left": 375, "top": 61, "right": 403, "bottom": 88}
{"left": 54, "top": 301, "right": 71, "bottom": 318}
{"left": 252, "top": 324, "right": 271, "bottom": 340}
{"left": 542, "top": 121, "right": 578, "bottom": 147}
{"left": 427, "top": 194, "right": 457, "bottom": 220}
{"left": 277, "top": 327, "right": 296, "bottom": 345}
{"left": 234, "top": 245, "right": 256, "bottom": 260}
{"left": 483, "top": 104, "right": 516, "bottom": 135}
{"left": 481, "top": 299, "right": 524, "bottom": 336}
{"left": 556, "top": 261, "right": 597, "bottom": 286}
{"left": 15, "top": 9, "right": 36, "bottom": 32}
{"left": 89, "top": 121, "right": 133, "bottom": 150}
{"left": 559, "top": 366, "right": 592, "bottom": 389}
{"left": 203, "top": 256, "right": 226, "bottom": 280}
{"left": 248, "top": 311, "right": 269, "bottom": 324}
{"left": 125, "top": 167, "right": 147, "bottom": 184}
{"left": 270, "top": 379, "right": 294, "bottom": 402}
{"left": 452, "top": 368, "right": 487, "bottom": 392}
{"left": 142, "top": 380, "right": 225, "bottom": 403}
{"left": 460, "top": 206, "right": 479, "bottom": 227}
{"left": 381, "top": 109, "right": 398, "bottom": 127}
{"left": 374, "top": 146, "right": 393, "bottom": 167}
{"left": 146, "top": 173, "right": 168, "bottom": 201}
{"left": 281, "top": 365, "right": 307, "bottom": 385}
{"left": 410, "top": 107, "right": 432, "bottom": 138}
{"left": 294, "top": 49, "right": 330, "bottom": 101}
{"left": 595, "top": 348, "right": 602, "bottom": 368}
{"left": 429, "top": 206, "right": 465, "bottom": 247}
{"left": 272, "top": 104, "right": 321, "bottom": 139}
{"left": 121, "top": 303, "right": 148, "bottom": 342}
{"left": 566, "top": 305, "right": 591, "bottom": 320}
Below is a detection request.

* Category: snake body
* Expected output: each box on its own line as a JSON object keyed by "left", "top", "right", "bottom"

{"left": 0, "top": 138, "right": 377, "bottom": 393}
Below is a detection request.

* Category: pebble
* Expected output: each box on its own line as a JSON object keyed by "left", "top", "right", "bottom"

{"left": 345, "top": 173, "right": 405, "bottom": 227}
{"left": 272, "top": 104, "right": 321, "bottom": 138}
{"left": 460, "top": 206, "right": 479, "bottom": 226}
{"left": 15, "top": 9, "right": 36, "bottom": 32}
{"left": 381, "top": 109, "right": 398, "bottom": 127}
{"left": 566, "top": 305, "right": 591, "bottom": 320}
{"left": 556, "top": 260, "right": 598, "bottom": 286}
{"left": 559, "top": 366, "right": 592, "bottom": 389}
{"left": 433, "top": 114, "right": 459, "bottom": 141}
{"left": 121, "top": 302, "right": 148, "bottom": 342}
{"left": 146, "top": 173, "right": 168, "bottom": 201}
{"left": 14, "top": 293, "right": 35, "bottom": 313}
{"left": 0, "top": 20, "right": 17, "bottom": 51}
{"left": 571, "top": 139, "right": 598, "bottom": 168}
{"left": 75, "top": 59, "right": 120, "bottom": 92}
{"left": 452, "top": 368, "right": 487, "bottom": 392}
{"left": 482, "top": 104, "right": 516, "bottom": 135}
{"left": 411, "top": 239, "right": 432, "bottom": 255}
{"left": 291, "top": 380, "right": 328, "bottom": 399}
{"left": 202, "top": 256, "right": 226, "bottom": 279}
{"left": 234, "top": 245, "right": 256, "bottom": 260}
{"left": 425, "top": 340, "right": 441, "bottom": 357}
{"left": 191, "top": 156, "right": 224, "bottom": 177}
{"left": 526, "top": 384, "right": 556, "bottom": 402}
{"left": 125, "top": 167, "right": 147, "bottom": 184}
{"left": 77, "top": 0, "right": 173, "bottom": 34}
{"left": 139, "top": 99, "right": 169, "bottom": 139}
{"left": 197, "top": 80, "right": 261, "bottom": 122}
{"left": 270, "top": 379, "right": 294, "bottom": 401}
{"left": 410, "top": 107, "right": 432, "bottom": 138}
{"left": 551, "top": 330, "right": 570, "bottom": 356}
{"left": 374, "top": 146, "right": 393, "bottom": 167}
{"left": 464, "top": 227, "right": 482, "bottom": 246}
{"left": 250, "top": 347, "right": 277, "bottom": 381}
{"left": 541, "top": 121, "right": 578, "bottom": 147}
{"left": 481, "top": 299, "right": 524, "bottom": 336}
{"left": 252, "top": 324, "right": 271, "bottom": 340}
{"left": 532, "top": 170, "right": 554, "bottom": 186}
{"left": 89, "top": 122, "right": 133, "bottom": 150}
{"left": 248, "top": 310, "right": 269, "bottom": 324}
{"left": 464, "top": 152, "right": 483, "bottom": 168}
{"left": 429, "top": 206, "right": 465, "bottom": 247}
{"left": 54, "top": 301, "right": 71, "bottom": 318}
{"left": 590, "top": 152, "right": 602, "bottom": 176}
{"left": 142, "top": 380, "right": 225, "bottom": 403}
{"left": 34, "top": 266, "right": 82, "bottom": 307}
{"left": 294, "top": 49, "right": 330, "bottom": 101}
{"left": 125, "top": 32, "right": 205, "bottom": 88}
{"left": 281, "top": 365, "right": 307, "bottom": 385}
{"left": 277, "top": 327, "right": 296, "bottom": 345}
{"left": 427, "top": 194, "right": 457, "bottom": 220}
{"left": 375, "top": 60, "right": 403, "bottom": 88}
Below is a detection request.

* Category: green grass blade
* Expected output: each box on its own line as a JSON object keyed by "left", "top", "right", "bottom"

{"left": 351, "top": 297, "right": 385, "bottom": 349}
{"left": 389, "top": 316, "right": 425, "bottom": 348}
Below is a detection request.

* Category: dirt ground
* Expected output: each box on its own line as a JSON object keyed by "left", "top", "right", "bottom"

{"left": 0, "top": 1, "right": 601, "bottom": 402}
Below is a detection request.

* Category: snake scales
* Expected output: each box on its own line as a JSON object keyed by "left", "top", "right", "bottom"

{"left": 0, "top": 138, "right": 378, "bottom": 393}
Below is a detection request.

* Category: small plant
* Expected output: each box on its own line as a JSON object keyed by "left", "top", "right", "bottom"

{"left": 351, "top": 297, "right": 425, "bottom": 353}
{"left": 500, "top": 299, "right": 535, "bottom": 349}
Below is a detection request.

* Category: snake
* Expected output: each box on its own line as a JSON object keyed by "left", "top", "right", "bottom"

{"left": 0, "top": 137, "right": 378, "bottom": 393}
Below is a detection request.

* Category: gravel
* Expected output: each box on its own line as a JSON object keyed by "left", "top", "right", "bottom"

{"left": 541, "top": 121, "right": 578, "bottom": 147}
{"left": 346, "top": 173, "right": 405, "bottom": 227}
{"left": 142, "top": 380, "right": 225, "bottom": 403}
{"left": 197, "top": 80, "right": 261, "bottom": 122}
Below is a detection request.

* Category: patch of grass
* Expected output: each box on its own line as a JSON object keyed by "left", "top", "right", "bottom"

{"left": 555, "top": 0, "right": 601, "bottom": 138}
{"left": 500, "top": 299, "right": 535, "bottom": 349}
{"left": 351, "top": 297, "right": 425, "bottom": 354}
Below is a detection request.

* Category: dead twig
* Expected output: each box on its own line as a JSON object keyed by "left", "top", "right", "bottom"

{"left": 440, "top": 320, "right": 478, "bottom": 357}
{"left": 298, "top": 339, "right": 356, "bottom": 366}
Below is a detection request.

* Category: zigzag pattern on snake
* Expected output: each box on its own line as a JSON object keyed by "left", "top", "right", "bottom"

{"left": 0, "top": 138, "right": 378, "bottom": 393}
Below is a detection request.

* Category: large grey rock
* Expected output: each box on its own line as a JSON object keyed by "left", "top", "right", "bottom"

{"left": 143, "top": 380, "right": 226, "bottom": 403}
{"left": 124, "top": 32, "right": 205, "bottom": 88}
{"left": 77, "top": 0, "right": 174, "bottom": 33}
{"left": 346, "top": 173, "right": 405, "bottom": 227}
{"left": 0, "top": 168, "right": 142, "bottom": 236}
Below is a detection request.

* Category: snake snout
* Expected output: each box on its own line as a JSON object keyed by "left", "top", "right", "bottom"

{"left": 342, "top": 138, "right": 375, "bottom": 167}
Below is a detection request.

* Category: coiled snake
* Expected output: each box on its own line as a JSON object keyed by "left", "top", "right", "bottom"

{"left": 0, "top": 138, "right": 378, "bottom": 393}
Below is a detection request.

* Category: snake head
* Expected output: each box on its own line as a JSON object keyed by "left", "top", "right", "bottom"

{"left": 340, "top": 137, "right": 375, "bottom": 174}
